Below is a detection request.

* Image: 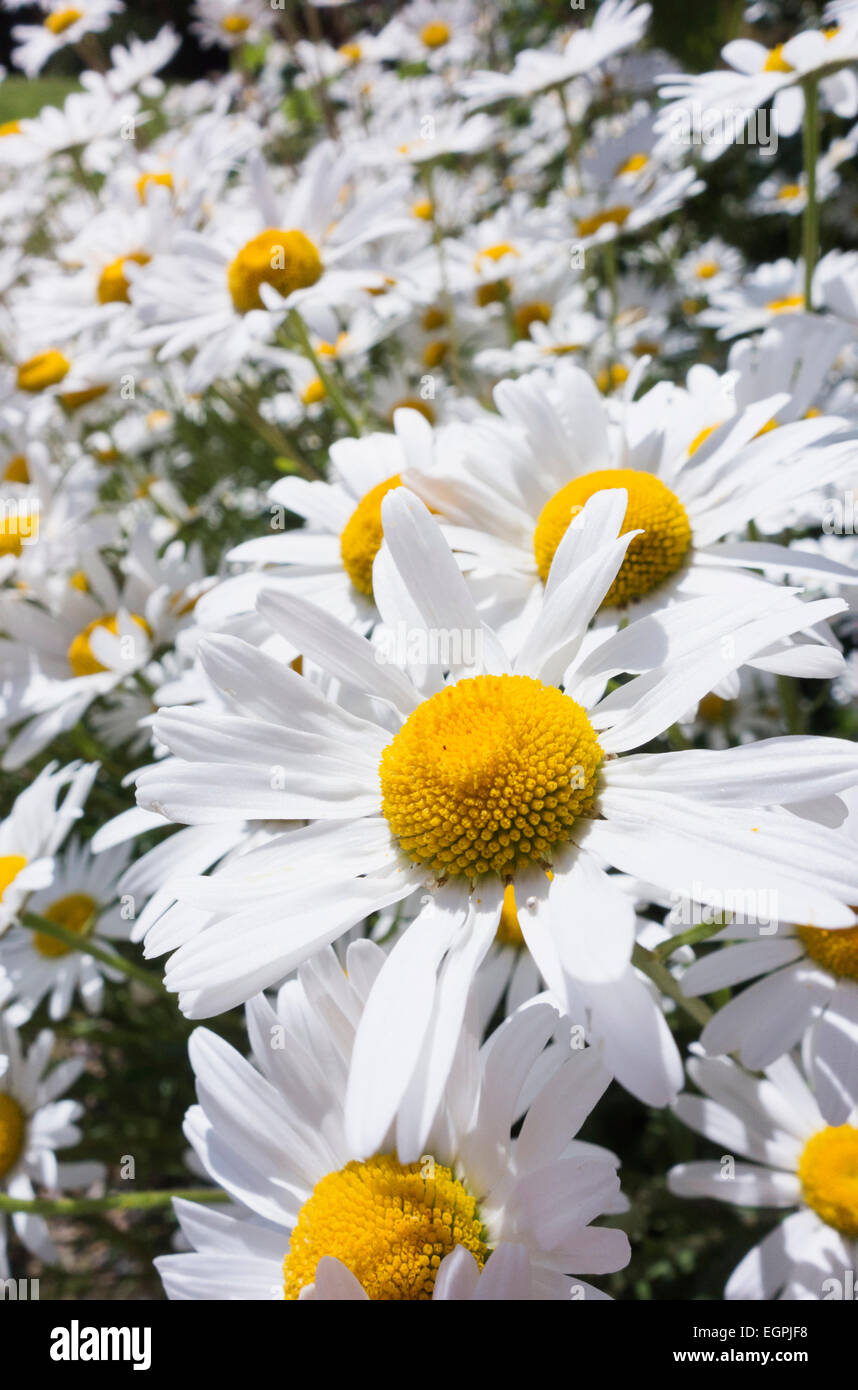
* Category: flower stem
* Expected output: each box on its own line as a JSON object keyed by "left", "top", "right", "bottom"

{"left": 632, "top": 943, "right": 712, "bottom": 1028}
{"left": 801, "top": 76, "right": 820, "bottom": 310}
{"left": 20, "top": 912, "right": 168, "bottom": 995}
{"left": 0, "top": 1188, "right": 227, "bottom": 1216}
{"left": 287, "top": 311, "right": 362, "bottom": 434}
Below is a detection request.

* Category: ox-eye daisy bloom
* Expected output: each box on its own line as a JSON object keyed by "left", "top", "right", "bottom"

{"left": 417, "top": 361, "right": 858, "bottom": 651}
{"left": 0, "top": 762, "right": 97, "bottom": 936}
{"left": 136, "top": 492, "right": 858, "bottom": 1154}
{"left": 680, "top": 790, "right": 858, "bottom": 1125}
{"left": 11, "top": 1, "right": 124, "bottom": 79}
{"left": 0, "top": 1017, "right": 104, "bottom": 1278}
{"left": 0, "top": 835, "right": 132, "bottom": 1024}
{"left": 669, "top": 1050, "right": 858, "bottom": 1300}
{"left": 155, "top": 944, "right": 630, "bottom": 1300}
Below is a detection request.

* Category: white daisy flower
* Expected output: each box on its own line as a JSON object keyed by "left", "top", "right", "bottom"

{"left": 0, "top": 1016, "right": 104, "bottom": 1278}
{"left": 668, "top": 1050, "right": 858, "bottom": 1300}
{"left": 190, "top": 0, "right": 275, "bottom": 51}
{"left": 11, "top": 1, "right": 124, "bottom": 79}
{"left": 155, "top": 944, "right": 630, "bottom": 1300}
{"left": 136, "top": 492, "right": 858, "bottom": 1156}
{"left": 0, "top": 834, "right": 133, "bottom": 1023}
{"left": 0, "top": 761, "right": 97, "bottom": 936}
{"left": 410, "top": 360, "right": 858, "bottom": 651}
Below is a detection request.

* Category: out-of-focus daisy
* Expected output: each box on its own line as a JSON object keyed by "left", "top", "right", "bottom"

{"left": 0, "top": 1016, "right": 104, "bottom": 1278}
{"left": 155, "top": 945, "right": 630, "bottom": 1299}
{"left": 0, "top": 762, "right": 97, "bottom": 935}
{"left": 669, "top": 1050, "right": 858, "bottom": 1300}
{"left": 190, "top": 0, "right": 274, "bottom": 51}
{"left": 11, "top": 1, "right": 124, "bottom": 78}
{"left": 0, "top": 835, "right": 133, "bottom": 1023}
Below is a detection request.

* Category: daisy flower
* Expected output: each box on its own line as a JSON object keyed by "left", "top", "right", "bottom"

{"left": 190, "top": 0, "right": 275, "bottom": 51}
{"left": 668, "top": 1050, "right": 858, "bottom": 1300}
{"left": 0, "top": 762, "right": 97, "bottom": 936}
{"left": 136, "top": 492, "right": 858, "bottom": 1156}
{"left": 155, "top": 944, "right": 630, "bottom": 1300}
{"left": 0, "top": 834, "right": 133, "bottom": 1024}
{"left": 11, "top": 1, "right": 124, "bottom": 79}
{"left": 0, "top": 1016, "right": 104, "bottom": 1278}
{"left": 411, "top": 360, "right": 858, "bottom": 651}
{"left": 680, "top": 790, "right": 858, "bottom": 1125}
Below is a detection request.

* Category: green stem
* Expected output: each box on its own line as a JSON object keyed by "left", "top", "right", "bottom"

{"left": 777, "top": 673, "right": 803, "bottom": 734}
{"left": 602, "top": 237, "right": 619, "bottom": 354}
{"left": 655, "top": 920, "right": 724, "bottom": 962}
{"left": 286, "top": 311, "right": 362, "bottom": 434}
{"left": 20, "top": 912, "right": 168, "bottom": 996}
{"left": 0, "top": 1188, "right": 227, "bottom": 1216}
{"left": 632, "top": 944, "right": 713, "bottom": 1028}
{"left": 422, "top": 163, "right": 464, "bottom": 391}
{"left": 801, "top": 76, "right": 820, "bottom": 310}
{"left": 212, "top": 383, "right": 320, "bottom": 477}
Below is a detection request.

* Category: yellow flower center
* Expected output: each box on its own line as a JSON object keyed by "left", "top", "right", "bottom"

{"left": 0, "top": 856, "right": 27, "bottom": 902}
{"left": 339, "top": 474, "right": 402, "bottom": 597}
{"left": 766, "top": 294, "right": 804, "bottom": 313}
{"left": 474, "top": 242, "right": 518, "bottom": 268}
{"left": 16, "top": 349, "right": 70, "bottom": 393}
{"left": 411, "top": 198, "right": 434, "bottom": 221}
{"left": 301, "top": 377, "right": 326, "bottom": 406}
{"left": 0, "top": 504, "right": 39, "bottom": 557}
{"left": 222, "top": 13, "right": 251, "bottom": 34}
{"left": 227, "top": 228, "right": 322, "bottom": 314}
{"left": 687, "top": 423, "right": 718, "bottom": 455}
{"left": 0, "top": 121, "right": 21, "bottom": 137}
{"left": 577, "top": 206, "right": 631, "bottom": 238}
{"left": 0, "top": 1094, "right": 25, "bottom": 1180}
{"left": 420, "top": 21, "right": 451, "bottom": 49}
{"left": 3, "top": 454, "right": 29, "bottom": 484}
{"left": 44, "top": 8, "right": 82, "bottom": 36}
{"left": 422, "top": 339, "right": 449, "bottom": 368}
{"left": 695, "top": 260, "right": 720, "bottom": 279}
{"left": 615, "top": 152, "right": 649, "bottom": 176}
{"left": 533, "top": 469, "right": 692, "bottom": 603}
{"left": 798, "top": 1126, "right": 858, "bottom": 1237}
{"left": 514, "top": 300, "right": 552, "bottom": 337}
{"left": 380, "top": 674, "right": 602, "bottom": 880}
{"left": 763, "top": 43, "right": 793, "bottom": 72}
{"left": 67, "top": 612, "right": 151, "bottom": 678}
{"left": 798, "top": 923, "right": 858, "bottom": 982}
{"left": 283, "top": 1153, "right": 486, "bottom": 1300}
{"left": 595, "top": 362, "right": 629, "bottom": 393}
{"left": 96, "top": 252, "right": 150, "bottom": 305}
{"left": 339, "top": 42, "right": 362, "bottom": 63}
{"left": 136, "top": 171, "right": 173, "bottom": 203}
{"left": 60, "top": 385, "right": 109, "bottom": 412}
{"left": 33, "top": 892, "right": 98, "bottom": 959}
{"left": 776, "top": 184, "right": 803, "bottom": 201}
{"left": 421, "top": 306, "right": 447, "bottom": 332}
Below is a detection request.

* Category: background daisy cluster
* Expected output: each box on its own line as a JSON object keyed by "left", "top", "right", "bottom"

{"left": 0, "top": 0, "right": 857, "bottom": 1302}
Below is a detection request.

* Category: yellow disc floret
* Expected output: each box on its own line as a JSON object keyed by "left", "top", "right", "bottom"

{"left": 0, "top": 1093, "right": 25, "bottom": 1180}
{"left": 283, "top": 1153, "right": 487, "bottom": 1300}
{"left": 222, "top": 14, "right": 251, "bottom": 34}
{"left": 798, "top": 1125, "right": 858, "bottom": 1238}
{"left": 798, "top": 923, "right": 858, "bottom": 982}
{"left": 44, "top": 8, "right": 82, "bottom": 36}
{"left": 97, "top": 252, "right": 150, "bottom": 305}
{"left": 0, "top": 856, "right": 27, "bottom": 902}
{"left": 16, "top": 350, "right": 70, "bottom": 393}
{"left": 533, "top": 468, "right": 692, "bottom": 604}
{"left": 496, "top": 883, "right": 526, "bottom": 947}
{"left": 380, "top": 674, "right": 602, "bottom": 880}
{"left": 227, "top": 228, "right": 322, "bottom": 314}
{"left": 420, "top": 21, "right": 451, "bottom": 49}
{"left": 33, "top": 892, "right": 98, "bottom": 959}
{"left": 340, "top": 474, "right": 402, "bottom": 597}
{"left": 68, "top": 612, "right": 151, "bottom": 678}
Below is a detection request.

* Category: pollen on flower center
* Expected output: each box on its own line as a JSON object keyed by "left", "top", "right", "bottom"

{"left": 67, "top": 612, "right": 152, "bottom": 678}
{"left": 0, "top": 1093, "right": 25, "bottom": 1180}
{"left": 533, "top": 468, "right": 692, "bottom": 605}
{"left": 97, "top": 252, "right": 150, "bottom": 305}
{"left": 33, "top": 892, "right": 98, "bottom": 959}
{"left": 221, "top": 14, "right": 251, "bottom": 34}
{"left": 339, "top": 474, "right": 403, "bottom": 597}
{"left": 766, "top": 294, "right": 804, "bottom": 313}
{"left": 380, "top": 674, "right": 602, "bottom": 879}
{"left": 577, "top": 206, "right": 631, "bottom": 238}
{"left": 798, "top": 923, "right": 858, "bottom": 982}
{"left": 16, "top": 349, "right": 70, "bottom": 394}
{"left": 798, "top": 1125, "right": 858, "bottom": 1238}
{"left": 282, "top": 1152, "right": 487, "bottom": 1300}
{"left": 227, "top": 228, "right": 322, "bottom": 314}
{"left": 136, "top": 171, "right": 173, "bottom": 203}
{"left": 0, "top": 856, "right": 27, "bottom": 902}
{"left": 44, "top": 8, "right": 82, "bottom": 36}
{"left": 763, "top": 43, "right": 793, "bottom": 72}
